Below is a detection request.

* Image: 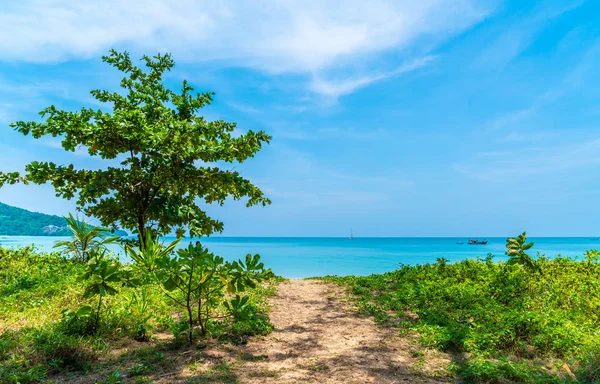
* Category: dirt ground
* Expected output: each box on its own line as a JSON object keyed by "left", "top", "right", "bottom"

{"left": 232, "top": 279, "right": 451, "bottom": 384}
{"left": 56, "top": 279, "right": 452, "bottom": 383}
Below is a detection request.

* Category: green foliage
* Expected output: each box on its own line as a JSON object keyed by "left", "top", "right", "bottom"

{"left": 78, "top": 250, "right": 124, "bottom": 332}
{"left": 325, "top": 243, "right": 600, "bottom": 382}
{"left": 0, "top": 201, "right": 127, "bottom": 236}
{"left": 125, "top": 231, "right": 180, "bottom": 275}
{"left": 224, "top": 295, "right": 251, "bottom": 321}
{"left": 126, "top": 287, "right": 154, "bottom": 341}
{"left": 54, "top": 213, "right": 119, "bottom": 261}
{"left": 130, "top": 239, "right": 271, "bottom": 344}
{"left": 506, "top": 231, "right": 539, "bottom": 272}
{"left": 0, "top": 50, "right": 271, "bottom": 245}
{"left": 584, "top": 249, "right": 599, "bottom": 267}
{"left": 0, "top": 201, "right": 71, "bottom": 236}
{"left": 0, "top": 245, "right": 276, "bottom": 382}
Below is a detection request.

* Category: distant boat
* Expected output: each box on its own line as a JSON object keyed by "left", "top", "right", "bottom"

{"left": 468, "top": 239, "right": 488, "bottom": 245}
{"left": 591, "top": 238, "right": 599, "bottom": 240}
{"left": 456, "top": 242, "right": 464, "bottom": 244}
{"left": 349, "top": 229, "right": 353, "bottom": 240}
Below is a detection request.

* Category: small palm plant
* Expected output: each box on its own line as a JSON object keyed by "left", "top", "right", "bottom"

{"left": 54, "top": 213, "right": 119, "bottom": 261}
{"left": 505, "top": 232, "right": 540, "bottom": 273}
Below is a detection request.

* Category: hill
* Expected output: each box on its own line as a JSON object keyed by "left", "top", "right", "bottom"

{"left": 0, "top": 202, "right": 127, "bottom": 236}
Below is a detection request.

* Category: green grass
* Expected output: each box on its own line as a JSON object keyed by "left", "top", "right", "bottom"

{"left": 0, "top": 246, "right": 277, "bottom": 383}
{"left": 324, "top": 254, "right": 600, "bottom": 383}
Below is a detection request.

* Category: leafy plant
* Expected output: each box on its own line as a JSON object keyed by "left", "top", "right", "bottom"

{"left": 436, "top": 257, "right": 449, "bottom": 267}
{"left": 135, "top": 241, "right": 269, "bottom": 344}
{"left": 127, "top": 287, "right": 153, "bottom": 341}
{"left": 584, "top": 249, "right": 599, "bottom": 267}
{"left": 54, "top": 213, "right": 119, "bottom": 261}
{"left": 505, "top": 232, "right": 539, "bottom": 272}
{"left": 78, "top": 250, "right": 123, "bottom": 332}
{"left": 59, "top": 305, "right": 94, "bottom": 335}
{"left": 125, "top": 230, "right": 180, "bottom": 275}
{"left": 224, "top": 295, "right": 252, "bottom": 321}
{"left": 0, "top": 50, "right": 271, "bottom": 248}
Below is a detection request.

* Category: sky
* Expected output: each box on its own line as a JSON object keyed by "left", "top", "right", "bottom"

{"left": 1, "top": 0, "right": 599, "bottom": 237}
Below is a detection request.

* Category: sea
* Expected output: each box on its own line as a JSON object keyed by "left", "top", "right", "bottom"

{"left": 1, "top": 236, "right": 598, "bottom": 278}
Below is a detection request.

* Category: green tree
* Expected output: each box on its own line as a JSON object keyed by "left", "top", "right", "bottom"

{"left": 0, "top": 50, "right": 271, "bottom": 247}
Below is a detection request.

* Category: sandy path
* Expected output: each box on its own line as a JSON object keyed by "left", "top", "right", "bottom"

{"left": 236, "top": 279, "right": 449, "bottom": 384}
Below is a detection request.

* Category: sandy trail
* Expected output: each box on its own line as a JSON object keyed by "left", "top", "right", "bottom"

{"left": 235, "top": 279, "right": 449, "bottom": 384}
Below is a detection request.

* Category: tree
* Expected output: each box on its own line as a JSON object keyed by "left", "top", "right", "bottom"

{"left": 0, "top": 50, "right": 271, "bottom": 247}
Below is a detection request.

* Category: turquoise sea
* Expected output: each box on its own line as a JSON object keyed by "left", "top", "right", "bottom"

{"left": 1, "top": 236, "right": 598, "bottom": 278}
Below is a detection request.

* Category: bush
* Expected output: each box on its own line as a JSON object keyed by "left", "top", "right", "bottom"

{"left": 325, "top": 253, "right": 600, "bottom": 381}
{"left": 0, "top": 245, "right": 277, "bottom": 382}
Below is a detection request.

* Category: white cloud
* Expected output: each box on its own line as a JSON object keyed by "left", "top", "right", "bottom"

{"left": 0, "top": 0, "right": 495, "bottom": 96}
{"left": 453, "top": 138, "right": 600, "bottom": 182}
{"left": 310, "top": 56, "right": 436, "bottom": 99}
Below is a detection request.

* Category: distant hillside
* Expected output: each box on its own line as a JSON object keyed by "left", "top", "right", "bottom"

{"left": 0, "top": 202, "right": 127, "bottom": 236}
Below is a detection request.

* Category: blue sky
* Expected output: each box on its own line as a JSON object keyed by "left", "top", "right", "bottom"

{"left": 1, "top": 0, "right": 599, "bottom": 237}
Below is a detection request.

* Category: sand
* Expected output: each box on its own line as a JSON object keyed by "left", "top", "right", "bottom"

{"left": 232, "top": 279, "right": 450, "bottom": 383}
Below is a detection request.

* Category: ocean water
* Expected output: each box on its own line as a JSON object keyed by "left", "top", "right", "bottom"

{"left": 1, "top": 236, "right": 598, "bottom": 278}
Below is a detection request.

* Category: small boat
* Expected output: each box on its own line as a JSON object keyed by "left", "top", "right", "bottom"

{"left": 468, "top": 239, "right": 488, "bottom": 245}
{"left": 349, "top": 228, "right": 353, "bottom": 240}
{"left": 591, "top": 238, "right": 599, "bottom": 241}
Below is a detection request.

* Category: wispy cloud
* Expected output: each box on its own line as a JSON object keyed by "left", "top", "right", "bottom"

{"left": 483, "top": 39, "right": 600, "bottom": 131}
{"left": 473, "top": 0, "right": 586, "bottom": 71}
{"left": 0, "top": 0, "right": 494, "bottom": 97}
{"left": 258, "top": 143, "right": 414, "bottom": 208}
{"left": 228, "top": 103, "right": 262, "bottom": 114}
{"left": 453, "top": 138, "right": 600, "bottom": 182}
{"left": 310, "top": 56, "right": 436, "bottom": 100}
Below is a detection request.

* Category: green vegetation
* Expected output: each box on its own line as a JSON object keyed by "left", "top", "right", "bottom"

{"left": 0, "top": 244, "right": 277, "bottom": 383}
{"left": 0, "top": 201, "right": 127, "bottom": 236}
{"left": 125, "top": 235, "right": 273, "bottom": 344}
{"left": 0, "top": 49, "right": 271, "bottom": 246}
{"left": 324, "top": 233, "right": 600, "bottom": 383}
{"left": 0, "top": 201, "right": 129, "bottom": 237}
{"left": 0, "top": 201, "right": 69, "bottom": 236}
{"left": 0, "top": 49, "right": 274, "bottom": 383}
{"left": 54, "top": 213, "right": 120, "bottom": 260}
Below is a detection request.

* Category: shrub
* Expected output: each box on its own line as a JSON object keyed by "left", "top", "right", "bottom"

{"left": 325, "top": 238, "right": 600, "bottom": 381}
